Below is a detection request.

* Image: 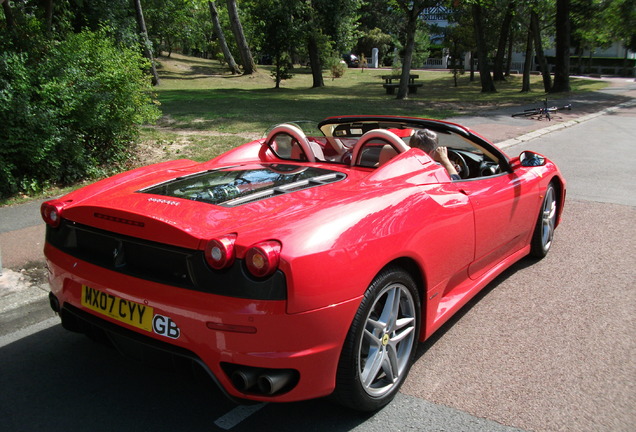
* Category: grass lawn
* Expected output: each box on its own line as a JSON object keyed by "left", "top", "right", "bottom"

{"left": 142, "top": 53, "right": 605, "bottom": 164}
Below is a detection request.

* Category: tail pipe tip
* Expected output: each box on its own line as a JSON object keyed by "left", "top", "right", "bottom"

{"left": 230, "top": 368, "right": 296, "bottom": 395}
{"left": 257, "top": 370, "right": 294, "bottom": 395}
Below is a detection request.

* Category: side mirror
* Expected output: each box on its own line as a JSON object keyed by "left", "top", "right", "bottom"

{"left": 519, "top": 151, "right": 546, "bottom": 167}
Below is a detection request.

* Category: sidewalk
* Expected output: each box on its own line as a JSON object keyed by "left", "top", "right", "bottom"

{"left": 445, "top": 76, "right": 636, "bottom": 146}
{"left": 0, "top": 199, "right": 50, "bottom": 318}
{"left": 1, "top": 77, "right": 635, "bottom": 319}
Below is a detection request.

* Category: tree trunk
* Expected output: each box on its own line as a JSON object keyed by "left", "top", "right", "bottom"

{"left": 397, "top": 7, "right": 418, "bottom": 99}
{"left": 308, "top": 33, "right": 324, "bottom": 88}
{"left": 44, "top": 0, "right": 54, "bottom": 34}
{"left": 521, "top": 20, "right": 533, "bottom": 92}
{"left": 472, "top": 3, "right": 496, "bottom": 92}
{"left": 208, "top": 1, "right": 241, "bottom": 74}
{"left": 505, "top": 25, "right": 514, "bottom": 76}
{"left": 531, "top": 10, "right": 552, "bottom": 92}
{"left": 1, "top": 0, "right": 14, "bottom": 30}
{"left": 133, "top": 0, "right": 160, "bottom": 86}
{"left": 226, "top": 0, "right": 257, "bottom": 75}
{"left": 551, "top": 0, "right": 570, "bottom": 92}
{"left": 493, "top": 0, "right": 515, "bottom": 81}
{"left": 273, "top": 54, "right": 282, "bottom": 89}
{"left": 450, "top": 40, "right": 460, "bottom": 87}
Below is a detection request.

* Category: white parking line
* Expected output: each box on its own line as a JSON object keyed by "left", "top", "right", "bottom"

{"left": 214, "top": 403, "right": 267, "bottom": 430}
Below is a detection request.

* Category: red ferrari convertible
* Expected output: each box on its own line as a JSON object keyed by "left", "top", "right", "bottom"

{"left": 42, "top": 115, "right": 565, "bottom": 411}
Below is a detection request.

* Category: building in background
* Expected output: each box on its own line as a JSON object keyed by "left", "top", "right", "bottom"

{"left": 419, "top": 5, "right": 635, "bottom": 76}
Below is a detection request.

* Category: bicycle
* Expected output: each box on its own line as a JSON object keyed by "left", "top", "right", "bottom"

{"left": 512, "top": 99, "right": 572, "bottom": 121}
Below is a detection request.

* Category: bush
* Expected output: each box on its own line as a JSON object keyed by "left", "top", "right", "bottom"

{"left": 0, "top": 29, "right": 160, "bottom": 198}
{"left": 327, "top": 57, "right": 346, "bottom": 80}
{"left": 271, "top": 52, "right": 294, "bottom": 88}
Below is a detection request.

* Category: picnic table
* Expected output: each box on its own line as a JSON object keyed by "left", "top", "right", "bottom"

{"left": 380, "top": 74, "right": 423, "bottom": 95}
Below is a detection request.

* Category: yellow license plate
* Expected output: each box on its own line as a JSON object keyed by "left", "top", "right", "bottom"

{"left": 81, "top": 285, "right": 153, "bottom": 332}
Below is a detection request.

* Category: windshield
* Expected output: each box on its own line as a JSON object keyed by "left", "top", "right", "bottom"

{"left": 319, "top": 119, "right": 500, "bottom": 164}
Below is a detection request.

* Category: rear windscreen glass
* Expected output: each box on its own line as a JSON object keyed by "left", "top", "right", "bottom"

{"left": 139, "top": 164, "right": 346, "bottom": 207}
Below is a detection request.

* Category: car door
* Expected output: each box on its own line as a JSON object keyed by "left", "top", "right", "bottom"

{"left": 456, "top": 171, "right": 540, "bottom": 280}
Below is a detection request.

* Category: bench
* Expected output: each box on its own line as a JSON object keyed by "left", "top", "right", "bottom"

{"left": 381, "top": 74, "right": 419, "bottom": 83}
{"left": 382, "top": 82, "right": 423, "bottom": 95}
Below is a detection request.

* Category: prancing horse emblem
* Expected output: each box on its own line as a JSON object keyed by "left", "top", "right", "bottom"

{"left": 113, "top": 240, "right": 125, "bottom": 268}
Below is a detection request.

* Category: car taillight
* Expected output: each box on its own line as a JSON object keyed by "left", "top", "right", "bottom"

{"left": 204, "top": 234, "right": 237, "bottom": 270}
{"left": 40, "top": 199, "right": 66, "bottom": 228}
{"left": 245, "top": 240, "right": 281, "bottom": 278}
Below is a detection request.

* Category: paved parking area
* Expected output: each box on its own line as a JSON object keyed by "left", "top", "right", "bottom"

{"left": 403, "top": 200, "right": 635, "bottom": 431}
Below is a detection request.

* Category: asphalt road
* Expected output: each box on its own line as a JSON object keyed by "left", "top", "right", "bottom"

{"left": 1, "top": 91, "right": 634, "bottom": 431}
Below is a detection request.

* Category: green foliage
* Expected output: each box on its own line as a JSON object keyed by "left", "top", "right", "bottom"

{"left": 326, "top": 57, "right": 347, "bottom": 79}
{"left": 357, "top": 0, "right": 402, "bottom": 40}
{"left": 271, "top": 52, "right": 294, "bottom": 87}
{"left": 571, "top": 0, "right": 636, "bottom": 55}
{"left": 391, "top": 56, "right": 403, "bottom": 74}
{"left": 0, "top": 29, "right": 160, "bottom": 198}
{"left": 311, "top": 0, "right": 363, "bottom": 54}
{"left": 248, "top": 0, "right": 301, "bottom": 86}
{"left": 245, "top": 0, "right": 363, "bottom": 85}
{"left": 411, "top": 24, "right": 432, "bottom": 67}
{"left": 356, "top": 27, "right": 393, "bottom": 61}
{"left": 67, "top": 0, "right": 138, "bottom": 45}
{"left": 145, "top": 0, "right": 213, "bottom": 56}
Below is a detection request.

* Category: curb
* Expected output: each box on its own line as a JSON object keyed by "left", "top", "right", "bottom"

{"left": 497, "top": 99, "right": 636, "bottom": 148}
{"left": 0, "top": 269, "right": 49, "bottom": 315}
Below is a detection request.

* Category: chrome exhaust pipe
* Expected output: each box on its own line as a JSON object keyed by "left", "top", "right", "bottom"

{"left": 257, "top": 370, "right": 293, "bottom": 395}
{"left": 231, "top": 368, "right": 261, "bottom": 392}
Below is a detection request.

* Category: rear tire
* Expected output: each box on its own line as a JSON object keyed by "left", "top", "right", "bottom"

{"left": 530, "top": 183, "right": 558, "bottom": 258}
{"left": 333, "top": 266, "right": 420, "bottom": 412}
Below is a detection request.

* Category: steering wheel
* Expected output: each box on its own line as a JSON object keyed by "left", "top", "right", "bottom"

{"left": 447, "top": 149, "right": 470, "bottom": 179}
{"left": 351, "top": 129, "right": 410, "bottom": 166}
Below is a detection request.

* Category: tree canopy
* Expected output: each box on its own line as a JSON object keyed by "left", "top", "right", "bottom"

{"left": 3, "top": 0, "right": 631, "bottom": 86}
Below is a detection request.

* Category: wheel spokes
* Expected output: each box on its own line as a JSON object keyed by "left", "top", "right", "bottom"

{"left": 361, "top": 345, "right": 384, "bottom": 387}
{"left": 392, "top": 317, "right": 415, "bottom": 343}
{"left": 378, "top": 286, "right": 400, "bottom": 330}
{"left": 382, "top": 346, "right": 398, "bottom": 383}
{"left": 359, "top": 284, "right": 417, "bottom": 396}
{"left": 541, "top": 190, "right": 557, "bottom": 248}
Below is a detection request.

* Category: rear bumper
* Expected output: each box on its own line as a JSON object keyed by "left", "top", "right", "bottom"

{"left": 55, "top": 300, "right": 240, "bottom": 401}
{"left": 45, "top": 243, "right": 360, "bottom": 403}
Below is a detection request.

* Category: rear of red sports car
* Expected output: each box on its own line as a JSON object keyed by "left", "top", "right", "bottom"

{"left": 42, "top": 158, "right": 399, "bottom": 403}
